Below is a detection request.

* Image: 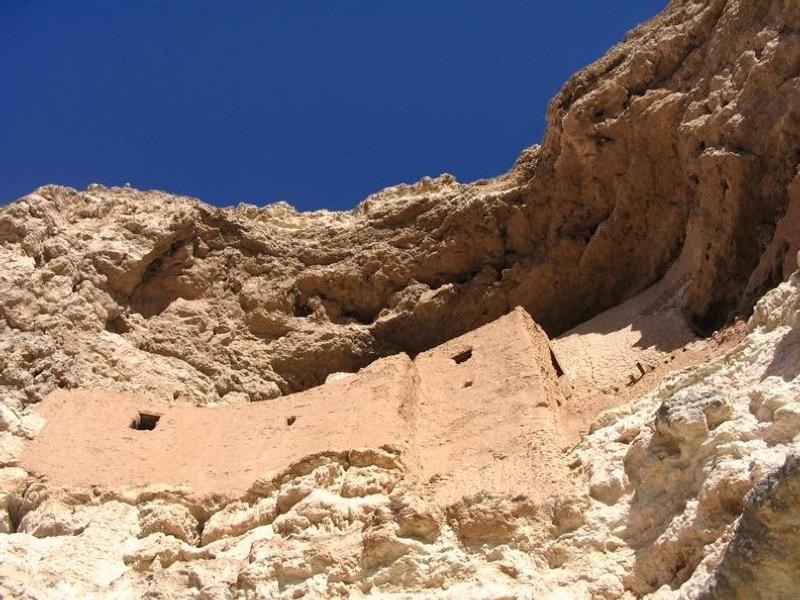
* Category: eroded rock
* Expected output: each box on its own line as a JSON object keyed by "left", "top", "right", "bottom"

{"left": 1, "top": 0, "right": 800, "bottom": 597}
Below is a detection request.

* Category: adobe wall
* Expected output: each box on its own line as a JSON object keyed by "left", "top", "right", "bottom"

{"left": 21, "top": 307, "right": 566, "bottom": 499}
{"left": 21, "top": 355, "right": 417, "bottom": 493}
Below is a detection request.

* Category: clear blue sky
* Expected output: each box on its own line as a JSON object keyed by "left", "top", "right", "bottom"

{"left": 1, "top": 1, "right": 667, "bottom": 210}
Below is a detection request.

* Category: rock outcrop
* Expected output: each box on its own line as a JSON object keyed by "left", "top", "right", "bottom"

{"left": 700, "top": 454, "right": 800, "bottom": 599}
{"left": 0, "top": 266, "right": 798, "bottom": 599}
{"left": 2, "top": 0, "right": 800, "bottom": 411}
{"left": 1, "top": 0, "right": 800, "bottom": 598}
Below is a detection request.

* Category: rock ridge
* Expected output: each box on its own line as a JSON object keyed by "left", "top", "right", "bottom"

{"left": 2, "top": 0, "right": 800, "bottom": 408}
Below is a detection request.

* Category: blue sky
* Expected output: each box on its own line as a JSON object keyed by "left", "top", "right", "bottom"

{"left": 1, "top": 1, "right": 667, "bottom": 210}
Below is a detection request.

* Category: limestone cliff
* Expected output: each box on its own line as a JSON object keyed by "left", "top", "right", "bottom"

{"left": 1, "top": 0, "right": 800, "bottom": 598}
{"left": 1, "top": 258, "right": 798, "bottom": 599}
{"left": 2, "top": 0, "right": 799, "bottom": 409}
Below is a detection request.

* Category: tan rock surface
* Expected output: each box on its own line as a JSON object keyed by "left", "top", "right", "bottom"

{"left": 2, "top": 0, "right": 800, "bottom": 597}
{"left": 2, "top": 1, "right": 799, "bottom": 414}
{"left": 0, "top": 275, "right": 798, "bottom": 598}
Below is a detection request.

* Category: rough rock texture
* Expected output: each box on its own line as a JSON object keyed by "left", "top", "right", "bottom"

{"left": 2, "top": 0, "right": 800, "bottom": 597}
{"left": 700, "top": 454, "right": 800, "bottom": 599}
{"left": 545, "top": 271, "right": 800, "bottom": 598}
{"left": 2, "top": 0, "right": 800, "bottom": 412}
{"left": 0, "top": 273, "right": 798, "bottom": 599}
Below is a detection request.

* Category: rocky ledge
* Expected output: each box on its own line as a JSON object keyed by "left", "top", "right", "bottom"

{"left": 1, "top": 0, "right": 800, "bottom": 598}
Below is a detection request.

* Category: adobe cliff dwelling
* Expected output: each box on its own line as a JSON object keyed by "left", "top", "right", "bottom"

{"left": 2, "top": 0, "right": 800, "bottom": 598}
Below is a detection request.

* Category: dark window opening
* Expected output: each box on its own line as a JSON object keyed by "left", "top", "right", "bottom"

{"left": 452, "top": 348, "right": 473, "bottom": 364}
{"left": 549, "top": 348, "right": 564, "bottom": 377}
{"left": 286, "top": 415, "right": 297, "bottom": 426}
{"left": 463, "top": 380, "right": 473, "bottom": 388}
{"left": 131, "top": 412, "right": 161, "bottom": 431}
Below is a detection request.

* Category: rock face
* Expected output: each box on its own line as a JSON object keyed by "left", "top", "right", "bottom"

{"left": 700, "top": 454, "right": 800, "bottom": 599}
{"left": 552, "top": 272, "right": 800, "bottom": 598}
{"left": 2, "top": 0, "right": 800, "bottom": 411}
{"left": 0, "top": 269, "right": 798, "bottom": 599}
{"left": 1, "top": 0, "right": 800, "bottom": 598}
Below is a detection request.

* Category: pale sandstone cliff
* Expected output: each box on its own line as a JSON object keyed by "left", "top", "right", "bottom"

{"left": 1, "top": 0, "right": 800, "bottom": 598}
{"left": 0, "top": 263, "right": 797, "bottom": 599}
{"left": 2, "top": 0, "right": 799, "bottom": 410}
